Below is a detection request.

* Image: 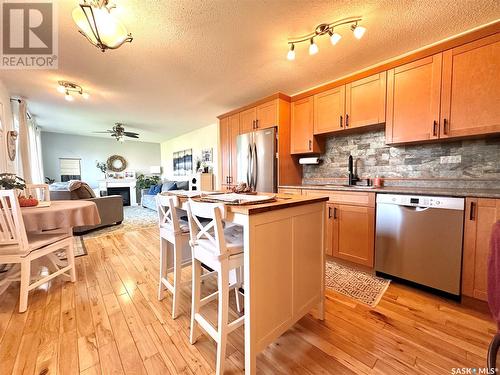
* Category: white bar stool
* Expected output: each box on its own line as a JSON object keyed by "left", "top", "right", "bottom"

{"left": 186, "top": 200, "right": 244, "bottom": 375}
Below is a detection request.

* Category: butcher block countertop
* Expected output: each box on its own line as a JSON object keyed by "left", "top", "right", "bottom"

{"left": 227, "top": 194, "right": 329, "bottom": 215}
{"left": 279, "top": 184, "right": 500, "bottom": 199}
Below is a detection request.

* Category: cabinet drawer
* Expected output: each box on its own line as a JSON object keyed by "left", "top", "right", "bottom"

{"left": 303, "top": 189, "right": 375, "bottom": 207}
{"left": 278, "top": 188, "right": 302, "bottom": 195}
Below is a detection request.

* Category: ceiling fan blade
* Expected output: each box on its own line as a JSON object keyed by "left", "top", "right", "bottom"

{"left": 93, "top": 130, "right": 113, "bottom": 133}
{"left": 124, "top": 132, "right": 139, "bottom": 136}
{"left": 125, "top": 134, "right": 139, "bottom": 138}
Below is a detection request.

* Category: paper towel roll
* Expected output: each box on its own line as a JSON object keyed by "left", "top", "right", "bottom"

{"left": 299, "top": 157, "right": 321, "bottom": 165}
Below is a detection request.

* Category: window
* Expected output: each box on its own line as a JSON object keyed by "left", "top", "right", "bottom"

{"left": 59, "top": 158, "right": 81, "bottom": 181}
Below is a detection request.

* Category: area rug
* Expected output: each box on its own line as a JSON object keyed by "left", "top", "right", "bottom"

{"left": 82, "top": 206, "right": 157, "bottom": 238}
{"left": 325, "top": 261, "right": 390, "bottom": 307}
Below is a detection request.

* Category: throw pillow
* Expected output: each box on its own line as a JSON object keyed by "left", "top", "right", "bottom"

{"left": 75, "top": 183, "right": 96, "bottom": 199}
{"left": 147, "top": 185, "right": 156, "bottom": 194}
{"left": 161, "top": 181, "right": 177, "bottom": 192}
{"left": 150, "top": 184, "right": 161, "bottom": 195}
{"left": 176, "top": 181, "right": 189, "bottom": 190}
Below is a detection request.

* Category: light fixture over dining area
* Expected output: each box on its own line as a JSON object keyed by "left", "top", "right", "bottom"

{"left": 72, "top": 0, "right": 133, "bottom": 52}
{"left": 57, "top": 81, "right": 90, "bottom": 102}
{"left": 287, "top": 17, "right": 366, "bottom": 60}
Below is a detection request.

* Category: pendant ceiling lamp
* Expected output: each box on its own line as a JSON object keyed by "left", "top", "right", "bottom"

{"left": 72, "top": 0, "right": 133, "bottom": 52}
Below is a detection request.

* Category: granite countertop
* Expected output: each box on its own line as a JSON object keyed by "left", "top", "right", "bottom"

{"left": 279, "top": 184, "right": 500, "bottom": 199}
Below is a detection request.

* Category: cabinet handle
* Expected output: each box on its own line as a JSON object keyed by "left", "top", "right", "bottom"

{"left": 255, "top": 119, "right": 259, "bottom": 129}
{"left": 443, "top": 118, "right": 448, "bottom": 135}
{"left": 339, "top": 115, "right": 343, "bottom": 128}
{"left": 252, "top": 120, "right": 255, "bottom": 129}
{"left": 333, "top": 207, "right": 338, "bottom": 219}
{"left": 469, "top": 201, "right": 476, "bottom": 221}
{"left": 308, "top": 139, "right": 312, "bottom": 150}
{"left": 328, "top": 207, "right": 332, "bottom": 218}
{"left": 345, "top": 114, "right": 349, "bottom": 128}
{"left": 433, "top": 120, "right": 438, "bottom": 136}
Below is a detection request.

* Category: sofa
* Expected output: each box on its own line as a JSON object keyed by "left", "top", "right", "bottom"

{"left": 49, "top": 181, "right": 124, "bottom": 234}
{"left": 141, "top": 180, "right": 189, "bottom": 211}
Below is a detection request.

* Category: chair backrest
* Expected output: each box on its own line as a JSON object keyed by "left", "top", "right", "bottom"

{"left": 156, "top": 194, "right": 182, "bottom": 233}
{"left": 185, "top": 199, "right": 228, "bottom": 256}
{"left": 0, "top": 190, "right": 29, "bottom": 251}
{"left": 24, "top": 184, "right": 50, "bottom": 202}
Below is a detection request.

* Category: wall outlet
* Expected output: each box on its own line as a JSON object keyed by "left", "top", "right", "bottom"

{"left": 440, "top": 155, "right": 461, "bottom": 164}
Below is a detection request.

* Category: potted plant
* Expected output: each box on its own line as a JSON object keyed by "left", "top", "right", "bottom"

{"left": 96, "top": 161, "right": 107, "bottom": 179}
{"left": 0, "top": 173, "right": 26, "bottom": 190}
{"left": 136, "top": 174, "right": 161, "bottom": 190}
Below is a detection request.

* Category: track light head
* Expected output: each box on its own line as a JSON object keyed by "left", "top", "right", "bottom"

{"left": 309, "top": 38, "right": 318, "bottom": 55}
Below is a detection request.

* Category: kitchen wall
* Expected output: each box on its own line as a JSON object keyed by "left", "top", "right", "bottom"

{"left": 42, "top": 131, "right": 161, "bottom": 188}
{"left": 0, "top": 79, "right": 16, "bottom": 174}
{"left": 303, "top": 129, "right": 500, "bottom": 189}
{"left": 160, "top": 123, "right": 218, "bottom": 182}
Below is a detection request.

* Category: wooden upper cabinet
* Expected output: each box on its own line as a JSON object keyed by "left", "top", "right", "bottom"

{"left": 239, "top": 107, "right": 257, "bottom": 134}
{"left": 256, "top": 100, "right": 278, "bottom": 129}
{"left": 440, "top": 33, "right": 500, "bottom": 139}
{"left": 229, "top": 113, "right": 240, "bottom": 185}
{"left": 219, "top": 117, "right": 231, "bottom": 187}
{"left": 291, "top": 96, "right": 322, "bottom": 154}
{"left": 462, "top": 198, "right": 500, "bottom": 301}
{"left": 386, "top": 54, "right": 442, "bottom": 144}
{"left": 313, "top": 86, "right": 345, "bottom": 134}
{"left": 345, "top": 72, "right": 386, "bottom": 129}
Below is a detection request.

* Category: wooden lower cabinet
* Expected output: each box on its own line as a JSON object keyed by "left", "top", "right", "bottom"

{"left": 330, "top": 203, "right": 375, "bottom": 267}
{"left": 462, "top": 198, "right": 500, "bottom": 301}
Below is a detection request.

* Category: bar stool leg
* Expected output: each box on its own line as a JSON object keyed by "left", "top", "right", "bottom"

{"left": 234, "top": 266, "right": 242, "bottom": 313}
{"left": 158, "top": 238, "right": 167, "bottom": 301}
{"left": 172, "top": 239, "right": 182, "bottom": 319}
{"left": 190, "top": 258, "right": 202, "bottom": 344}
{"left": 216, "top": 262, "right": 229, "bottom": 375}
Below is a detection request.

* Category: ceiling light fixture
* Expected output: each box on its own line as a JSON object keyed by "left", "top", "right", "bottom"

{"left": 287, "top": 17, "right": 366, "bottom": 60}
{"left": 57, "top": 81, "right": 90, "bottom": 102}
{"left": 309, "top": 38, "right": 319, "bottom": 55}
{"left": 72, "top": 0, "right": 133, "bottom": 52}
{"left": 287, "top": 44, "right": 295, "bottom": 61}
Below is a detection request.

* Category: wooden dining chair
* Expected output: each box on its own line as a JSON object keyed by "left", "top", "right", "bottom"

{"left": 0, "top": 190, "right": 76, "bottom": 312}
{"left": 24, "top": 184, "right": 50, "bottom": 202}
{"left": 186, "top": 199, "right": 244, "bottom": 375}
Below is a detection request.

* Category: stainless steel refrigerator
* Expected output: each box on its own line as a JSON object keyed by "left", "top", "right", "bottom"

{"left": 236, "top": 127, "right": 277, "bottom": 193}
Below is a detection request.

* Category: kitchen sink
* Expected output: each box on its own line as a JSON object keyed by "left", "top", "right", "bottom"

{"left": 322, "top": 184, "right": 375, "bottom": 189}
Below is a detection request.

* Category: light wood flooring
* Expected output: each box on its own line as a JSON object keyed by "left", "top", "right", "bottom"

{"left": 0, "top": 227, "right": 496, "bottom": 375}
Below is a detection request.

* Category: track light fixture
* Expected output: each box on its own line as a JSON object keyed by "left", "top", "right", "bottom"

{"left": 57, "top": 81, "right": 90, "bottom": 102}
{"left": 287, "top": 17, "right": 366, "bottom": 60}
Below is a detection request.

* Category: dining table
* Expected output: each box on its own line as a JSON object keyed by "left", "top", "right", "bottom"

{"left": 0, "top": 200, "right": 101, "bottom": 295}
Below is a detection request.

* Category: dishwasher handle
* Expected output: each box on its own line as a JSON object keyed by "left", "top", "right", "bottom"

{"left": 400, "top": 205, "right": 430, "bottom": 212}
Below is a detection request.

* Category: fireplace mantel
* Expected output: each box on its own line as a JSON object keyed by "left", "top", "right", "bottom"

{"left": 98, "top": 178, "right": 138, "bottom": 206}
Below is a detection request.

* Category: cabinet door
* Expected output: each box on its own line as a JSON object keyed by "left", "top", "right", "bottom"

{"left": 219, "top": 117, "right": 231, "bottom": 188}
{"left": 325, "top": 203, "right": 334, "bottom": 256}
{"left": 386, "top": 54, "right": 442, "bottom": 144}
{"left": 332, "top": 204, "right": 374, "bottom": 267}
{"left": 440, "top": 34, "right": 500, "bottom": 139}
{"left": 291, "top": 97, "right": 321, "bottom": 154}
{"left": 229, "top": 113, "right": 240, "bottom": 185}
{"left": 256, "top": 100, "right": 278, "bottom": 130}
{"left": 345, "top": 72, "right": 386, "bottom": 129}
{"left": 313, "top": 86, "right": 345, "bottom": 135}
{"left": 462, "top": 198, "right": 500, "bottom": 301}
{"left": 239, "top": 107, "right": 257, "bottom": 134}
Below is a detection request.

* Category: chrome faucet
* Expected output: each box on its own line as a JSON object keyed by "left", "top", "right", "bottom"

{"left": 348, "top": 154, "right": 359, "bottom": 186}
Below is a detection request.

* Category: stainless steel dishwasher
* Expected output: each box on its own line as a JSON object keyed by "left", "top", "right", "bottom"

{"left": 375, "top": 194, "right": 465, "bottom": 296}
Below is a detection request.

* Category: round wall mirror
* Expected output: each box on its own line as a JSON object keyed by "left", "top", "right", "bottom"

{"left": 107, "top": 155, "right": 127, "bottom": 172}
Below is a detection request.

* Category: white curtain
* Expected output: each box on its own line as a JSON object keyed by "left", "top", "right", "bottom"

{"left": 17, "top": 100, "right": 44, "bottom": 184}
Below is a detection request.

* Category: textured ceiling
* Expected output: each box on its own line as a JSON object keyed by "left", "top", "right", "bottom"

{"left": 1, "top": 0, "right": 499, "bottom": 143}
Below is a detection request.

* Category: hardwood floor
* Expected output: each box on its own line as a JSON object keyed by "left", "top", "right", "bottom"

{"left": 0, "top": 227, "right": 495, "bottom": 374}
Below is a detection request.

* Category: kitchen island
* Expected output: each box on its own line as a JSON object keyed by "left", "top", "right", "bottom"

{"left": 176, "top": 193, "right": 328, "bottom": 374}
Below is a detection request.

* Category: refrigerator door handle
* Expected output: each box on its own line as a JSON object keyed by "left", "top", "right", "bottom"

{"left": 252, "top": 143, "right": 258, "bottom": 191}
{"left": 247, "top": 143, "right": 252, "bottom": 186}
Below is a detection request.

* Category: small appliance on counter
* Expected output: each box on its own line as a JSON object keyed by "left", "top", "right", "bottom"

{"left": 375, "top": 194, "right": 465, "bottom": 297}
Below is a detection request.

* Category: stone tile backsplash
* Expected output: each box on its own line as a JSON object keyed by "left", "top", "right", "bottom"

{"left": 302, "top": 129, "right": 500, "bottom": 189}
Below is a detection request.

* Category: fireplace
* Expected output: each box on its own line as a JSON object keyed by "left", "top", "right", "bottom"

{"left": 107, "top": 187, "right": 131, "bottom": 206}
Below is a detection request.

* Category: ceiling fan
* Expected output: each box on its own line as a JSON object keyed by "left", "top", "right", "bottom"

{"left": 93, "top": 123, "right": 139, "bottom": 142}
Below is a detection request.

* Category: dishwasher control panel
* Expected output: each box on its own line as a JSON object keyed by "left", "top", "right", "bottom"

{"left": 377, "top": 194, "right": 465, "bottom": 210}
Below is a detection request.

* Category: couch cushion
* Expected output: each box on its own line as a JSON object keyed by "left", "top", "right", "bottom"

{"left": 175, "top": 181, "right": 189, "bottom": 190}
{"left": 75, "top": 183, "right": 96, "bottom": 199}
{"left": 148, "top": 184, "right": 161, "bottom": 195}
{"left": 161, "top": 181, "right": 177, "bottom": 192}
